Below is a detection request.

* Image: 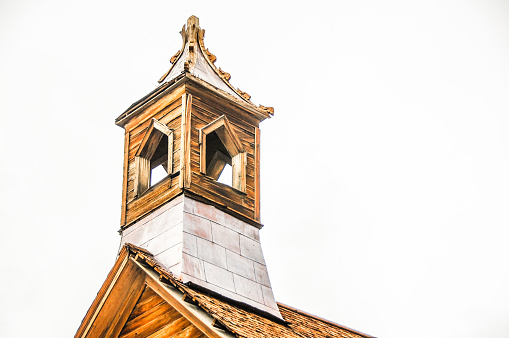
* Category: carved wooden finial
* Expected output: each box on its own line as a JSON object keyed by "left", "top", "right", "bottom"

{"left": 187, "top": 15, "right": 199, "bottom": 29}
{"left": 185, "top": 16, "right": 200, "bottom": 44}
{"left": 181, "top": 16, "right": 201, "bottom": 73}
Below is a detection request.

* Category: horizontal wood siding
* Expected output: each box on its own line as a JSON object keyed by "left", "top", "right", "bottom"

{"left": 124, "top": 85, "right": 185, "bottom": 131}
{"left": 125, "top": 180, "right": 180, "bottom": 225}
{"left": 121, "top": 82, "right": 263, "bottom": 226}
{"left": 186, "top": 84, "right": 260, "bottom": 129}
{"left": 188, "top": 96, "right": 256, "bottom": 221}
{"left": 124, "top": 97, "right": 183, "bottom": 226}
{"left": 119, "top": 286, "right": 206, "bottom": 338}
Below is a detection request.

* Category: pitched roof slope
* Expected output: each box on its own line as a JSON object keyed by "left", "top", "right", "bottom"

{"left": 128, "top": 244, "right": 375, "bottom": 338}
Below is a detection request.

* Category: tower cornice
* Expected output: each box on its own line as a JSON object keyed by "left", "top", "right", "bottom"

{"left": 116, "top": 73, "right": 272, "bottom": 129}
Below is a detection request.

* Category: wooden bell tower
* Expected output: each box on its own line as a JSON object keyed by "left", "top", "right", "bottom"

{"left": 116, "top": 16, "right": 273, "bottom": 230}
{"left": 76, "top": 16, "right": 375, "bottom": 338}
{"left": 115, "top": 16, "right": 281, "bottom": 318}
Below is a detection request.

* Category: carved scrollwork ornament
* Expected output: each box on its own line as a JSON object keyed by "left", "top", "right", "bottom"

{"left": 218, "top": 67, "right": 231, "bottom": 81}
{"left": 237, "top": 89, "right": 251, "bottom": 101}
{"left": 170, "top": 50, "right": 181, "bottom": 64}
{"left": 205, "top": 48, "right": 217, "bottom": 64}
{"left": 258, "top": 105, "right": 274, "bottom": 115}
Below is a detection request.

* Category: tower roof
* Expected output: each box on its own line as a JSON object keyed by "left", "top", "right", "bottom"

{"left": 116, "top": 15, "right": 273, "bottom": 128}
{"left": 158, "top": 16, "right": 272, "bottom": 114}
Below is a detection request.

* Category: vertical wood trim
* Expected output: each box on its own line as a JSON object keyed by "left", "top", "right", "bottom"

{"left": 140, "top": 157, "right": 150, "bottom": 193}
{"left": 120, "top": 130, "right": 130, "bottom": 226}
{"left": 185, "top": 94, "right": 192, "bottom": 188}
{"left": 135, "top": 156, "right": 150, "bottom": 195}
{"left": 168, "top": 130, "right": 174, "bottom": 174}
{"left": 134, "top": 156, "right": 140, "bottom": 197}
{"left": 179, "top": 93, "right": 192, "bottom": 189}
{"left": 179, "top": 94, "right": 187, "bottom": 188}
{"left": 232, "top": 154, "right": 241, "bottom": 191}
{"left": 254, "top": 127, "right": 261, "bottom": 222}
{"left": 199, "top": 129, "right": 206, "bottom": 174}
{"left": 232, "top": 153, "right": 247, "bottom": 193}
{"left": 242, "top": 152, "right": 247, "bottom": 193}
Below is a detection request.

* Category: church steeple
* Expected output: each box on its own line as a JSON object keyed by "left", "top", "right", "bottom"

{"left": 115, "top": 16, "right": 281, "bottom": 318}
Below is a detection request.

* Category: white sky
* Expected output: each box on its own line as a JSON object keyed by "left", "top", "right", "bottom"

{"left": 1, "top": 1, "right": 509, "bottom": 337}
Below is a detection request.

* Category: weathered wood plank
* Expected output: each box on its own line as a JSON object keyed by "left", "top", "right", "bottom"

{"left": 125, "top": 181, "right": 181, "bottom": 226}
{"left": 191, "top": 108, "right": 255, "bottom": 147}
{"left": 119, "top": 301, "right": 179, "bottom": 337}
{"left": 104, "top": 274, "right": 147, "bottom": 338}
{"left": 187, "top": 86, "right": 259, "bottom": 130}
{"left": 141, "top": 267, "right": 223, "bottom": 338}
{"left": 84, "top": 261, "right": 146, "bottom": 338}
{"left": 127, "top": 287, "right": 164, "bottom": 320}
{"left": 125, "top": 85, "right": 185, "bottom": 132}
{"left": 189, "top": 174, "right": 255, "bottom": 219}
{"left": 145, "top": 317, "right": 193, "bottom": 338}
{"left": 128, "top": 113, "right": 181, "bottom": 160}
{"left": 75, "top": 250, "right": 130, "bottom": 338}
{"left": 121, "top": 130, "right": 130, "bottom": 226}
{"left": 179, "top": 93, "right": 192, "bottom": 189}
{"left": 254, "top": 126, "right": 260, "bottom": 222}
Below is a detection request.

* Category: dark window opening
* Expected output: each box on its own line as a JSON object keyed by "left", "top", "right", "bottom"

{"left": 199, "top": 115, "right": 246, "bottom": 192}
{"left": 205, "top": 131, "right": 233, "bottom": 187}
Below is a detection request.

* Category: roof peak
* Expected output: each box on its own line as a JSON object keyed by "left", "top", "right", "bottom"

{"left": 158, "top": 16, "right": 274, "bottom": 116}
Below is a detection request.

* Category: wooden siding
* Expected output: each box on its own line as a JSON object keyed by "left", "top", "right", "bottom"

{"left": 121, "top": 80, "right": 264, "bottom": 227}
{"left": 118, "top": 285, "right": 206, "bottom": 338}
{"left": 254, "top": 127, "right": 261, "bottom": 222}
{"left": 123, "top": 97, "right": 183, "bottom": 226}
{"left": 188, "top": 95, "right": 257, "bottom": 221}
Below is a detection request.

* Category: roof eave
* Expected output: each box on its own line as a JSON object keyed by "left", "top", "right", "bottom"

{"left": 115, "top": 73, "right": 272, "bottom": 129}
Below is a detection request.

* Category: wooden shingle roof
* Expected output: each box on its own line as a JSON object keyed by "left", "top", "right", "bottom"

{"left": 126, "top": 244, "right": 375, "bottom": 338}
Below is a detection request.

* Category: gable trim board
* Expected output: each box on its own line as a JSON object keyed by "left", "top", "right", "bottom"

{"left": 76, "top": 245, "right": 233, "bottom": 338}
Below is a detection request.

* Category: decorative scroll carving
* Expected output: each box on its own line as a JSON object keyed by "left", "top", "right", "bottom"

{"left": 170, "top": 50, "right": 181, "bottom": 64}
{"left": 204, "top": 48, "right": 216, "bottom": 64}
{"left": 218, "top": 67, "right": 231, "bottom": 81}
{"left": 259, "top": 105, "right": 274, "bottom": 115}
{"left": 237, "top": 88, "right": 251, "bottom": 101}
